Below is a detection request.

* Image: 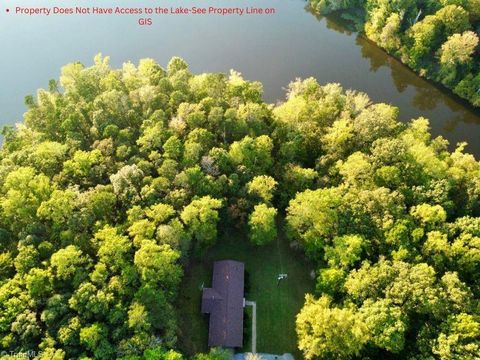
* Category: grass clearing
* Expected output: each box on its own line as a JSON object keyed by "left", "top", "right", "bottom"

{"left": 176, "top": 219, "right": 315, "bottom": 357}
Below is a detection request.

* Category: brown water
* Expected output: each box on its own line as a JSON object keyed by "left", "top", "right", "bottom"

{"left": 0, "top": 0, "right": 479, "bottom": 156}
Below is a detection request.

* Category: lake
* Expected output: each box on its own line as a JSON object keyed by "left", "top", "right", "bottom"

{"left": 1, "top": 0, "right": 479, "bottom": 156}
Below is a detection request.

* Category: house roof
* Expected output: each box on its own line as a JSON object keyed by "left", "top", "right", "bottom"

{"left": 201, "top": 288, "right": 222, "bottom": 313}
{"left": 201, "top": 260, "right": 245, "bottom": 348}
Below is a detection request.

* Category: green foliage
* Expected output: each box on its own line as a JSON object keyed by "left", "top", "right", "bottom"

{"left": 229, "top": 135, "right": 274, "bottom": 175}
{"left": 50, "top": 245, "right": 89, "bottom": 283}
{"left": 359, "top": 299, "right": 407, "bottom": 353}
{"left": 134, "top": 241, "right": 182, "bottom": 288}
{"left": 296, "top": 295, "right": 368, "bottom": 359}
{"left": 194, "top": 348, "right": 231, "bottom": 360}
{"left": 279, "top": 164, "right": 317, "bottom": 206}
{"left": 281, "top": 78, "right": 480, "bottom": 358}
{"left": 439, "top": 31, "right": 478, "bottom": 67}
{"left": 248, "top": 204, "right": 278, "bottom": 245}
{"left": 246, "top": 175, "right": 277, "bottom": 204}
{"left": 324, "top": 235, "right": 366, "bottom": 269}
{"left": 433, "top": 313, "right": 480, "bottom": 359}
{"left": 110, "top": 164, "right": 144, "bottom": 205}
{"left": 310, "top": 0, "right": 480, "bottom": 107}
{"left": 180, "top": 196, "right": 222, "bottom": 247}
{"left": 286, "top": 188, "right": 344, "bottom": 254}
{"left": 1, "top": 167, "right": 52, "bottom": 233}
{"left": 0, "top": 56, "right": 479, "bottom": 359}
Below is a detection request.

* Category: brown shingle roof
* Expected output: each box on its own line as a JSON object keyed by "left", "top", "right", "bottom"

{"left": 201, "top": 260, "right": 245, "bottom": 348}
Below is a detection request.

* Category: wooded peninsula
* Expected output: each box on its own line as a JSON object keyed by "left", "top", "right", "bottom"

{"left": 0, "top": 56, "right": 478, "bottom": 360}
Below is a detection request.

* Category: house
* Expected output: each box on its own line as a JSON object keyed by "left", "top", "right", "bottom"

{"left": 201, "top": 260, "right": 245, "bottom": 348}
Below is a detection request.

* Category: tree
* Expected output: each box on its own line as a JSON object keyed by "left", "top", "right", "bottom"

{"left": 146, "top": 203, "right": 176, "bottom": 224}
{"left": 352, "top": 103, "right": 400, "bottom": 148}
{"left": 1, "top": 54, "right": 480, "bottom": 359}
{"left": 28, "top": 141, "right": 68, "bottom": 176}
{"left": 1, "top": 167, "right": 52, "bottom": 232}
{"left": 50, "top": 246, "right": 89, "bottom": 284}
{"left": 407, "top": 15, "right": 443, "bottom": 67}
{"left": 137, "top": 118, "right": 168, "bottom": 154}
{"left": 286, "top": 188, "right": 344, "bottom": 253}
{"left": 345, "top": 260, "right": 441, "bottom": 314}
{"left": 433, "top": 313, "right": 480, "bottom": 359}
{"left": 163, "top": 136, "right": 184, "bottom": 161}
{"left": 279, "top": 164, "right": 317, "bottom": 206}
{"left": 35, "top": 348, "right": 66, "bottom": 360}
{"left": 455, "top": 73, "right": 480, "bottom": 107}
{"left": 316, "top": 267, "right": 346, "bottom": 297}
{"left": 246, "top": 175, "right": 278, "bottom": 204}
{"left": 321, "top": 118, "right": 354, "bottom": 157}
{"left": 379, "top": 13, "right": 402, "bottom": 52}
{"left": 134, "top": 285, "right": 177, "bottom": 339}
{"left": 359, "top": 299, "right": 407, "bottom": 353}
{"left": 194, "top": 348, "right": 231, "bottom": 360}
{"left": 324, "top": 235, "right": 366, "bottom": 269}
{"left": 439, "top": 272, "right": 474, "bottom": 315}
{"left": 440, "top": 31, "right": 479, "bottom": 67}
{"left": 180, "top": 196, "right": 222, "bottom": 246}
{"left": 80, "top": 323, "right": 107, "bottom": 351}
{"left": 14, "top": 245, "right": 40, "bottom": 275}
{"left": 0, "top": 252, "right": 14, "bottom": 281}
{"left": 77, "top": 185, "right": 117, "bottom": 226}
{"left": 25, "top": 268, "right": 52, "bottom": 300}
{"left": 311, "top": 0, "right": 480, "bottom": 107}
{"left": 229, "top": 135, "right": 273, "bottom": 175}
{"left": 422, "top": 230, "right": 451, "bottom": 269}
{"left": 68, "top": 282, "right": 110, "bottom": 318}
{"left": 411, "top": 203, "right": 447, "bottom": 227}
{"left": 37, "top": 189, "right": 78, "bottom": 225}
{"left": 438, "top": 31, "right": 479, "bottom": 86}
{"left": 122, "top": 346, "right": 184, "bottom": 360}
{"left": 451, "top": 232, "right": 480, "bottom": 275}
{"left": 167, "top": 57, "right": 189, "bottom": 76}
{"left": 337, "top": 152, "right": 374, "bottom": 188}
{"left": 11, "top": 310, "right": 41, "bottom": 343}
{"left": 245, "top": 353, "right": 263, "bottom": 360}
{"left": 174, "top": 166, "right": 215, "bottom": 197}
{"left": 128, "top": 302, "right": 151, "bottom": 333}
{"left": 94, "top": 226, "right": 132, "bottom": 272}
{"left": 436, "top": 5, "right": 471, "bottom": 36}
{"left": 134, "top": 240, "right": 182, "bottom": 289}
{"left": 248, "top": 204, "right": 277, "bottom": 245}
{"left": 110, "top": 165, "right": 144, "bottom": 205}
{"left": 296, "top": 295, "right": 368, "bottom": 359}
{"left": 61, "top": 149, "right": 106, "bottom": 187}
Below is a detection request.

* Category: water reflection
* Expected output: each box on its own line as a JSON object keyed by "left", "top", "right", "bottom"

{"left": 0, "top": 0, "right": 479, "bottom": 156}
{"left": 308, "top": 10, "right": 480, "bottom": 155}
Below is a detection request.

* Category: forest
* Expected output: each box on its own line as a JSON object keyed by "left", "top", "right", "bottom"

{"left": 0, "top": 56, "right": 479, "bottom": 359}
{"left": 308, "top": 0, "right": 480, "bottom": 107}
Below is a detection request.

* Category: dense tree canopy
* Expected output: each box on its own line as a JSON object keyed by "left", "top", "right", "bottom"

{"left": 0, "top": 56, "right": 479, "bottom": 359}
{"left": 282, "top": 77, "right": 480, "bottom": 359}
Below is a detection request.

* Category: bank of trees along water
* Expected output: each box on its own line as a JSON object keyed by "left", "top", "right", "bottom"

{"left": 0, "top": 56, "right": 479, "bottom": 359}
{"left": 309, "top": 0, "right": 480, "bottom": 108}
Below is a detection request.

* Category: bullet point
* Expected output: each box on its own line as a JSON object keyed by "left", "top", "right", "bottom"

{"left": 6, "top": 9, "right": 10, "bottom": 12}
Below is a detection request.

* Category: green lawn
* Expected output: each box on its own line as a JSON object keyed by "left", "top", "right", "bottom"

{"left": 176, "top": 219, "right": 315, "bottom": 357}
